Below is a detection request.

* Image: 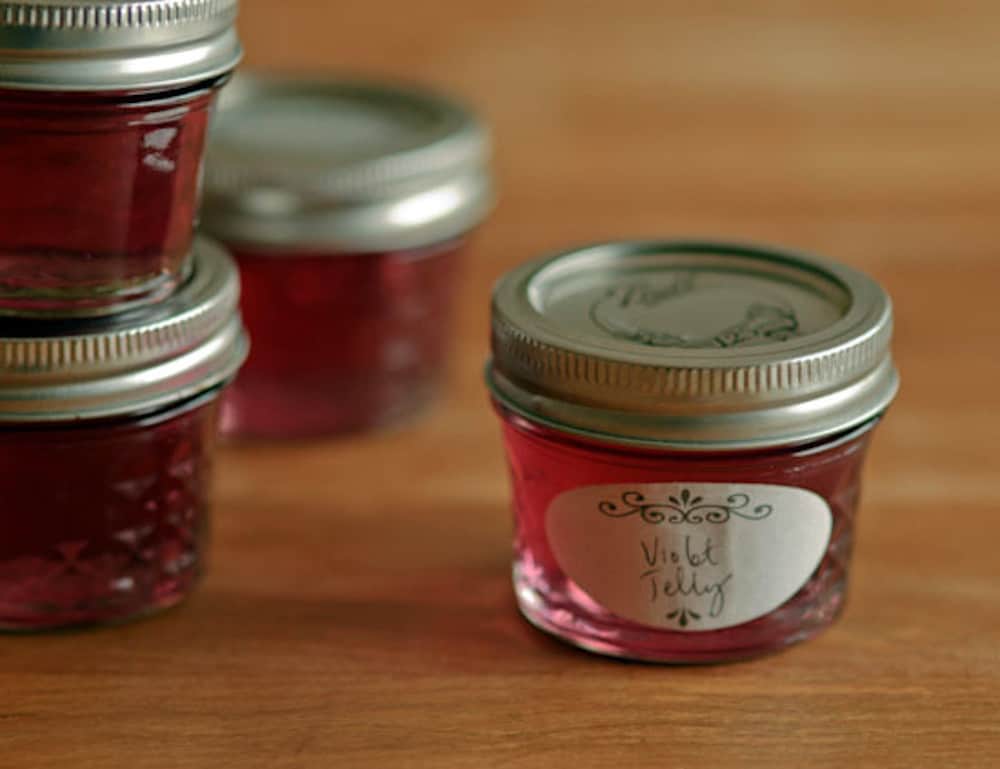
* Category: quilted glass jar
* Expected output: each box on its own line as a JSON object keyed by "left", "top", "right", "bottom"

{"left": 0, "top": 239, "right": 248, "bottom": 630}
{"left": 488, "top": 241, "right": 899, "bottom": 663}
{"left": 201, "top": 76, "right": 493, "bottom": 438}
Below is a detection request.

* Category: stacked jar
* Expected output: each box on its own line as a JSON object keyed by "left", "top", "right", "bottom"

{"left": 0, "top": 0, "right": 248, "bottom": 629}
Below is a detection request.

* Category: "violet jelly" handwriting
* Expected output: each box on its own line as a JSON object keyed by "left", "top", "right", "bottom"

{"left": 640, "top": 534, "right": 733, "bottom": 625}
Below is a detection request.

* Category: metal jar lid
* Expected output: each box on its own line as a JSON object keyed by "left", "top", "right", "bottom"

{"left": 488, "top": 240, "right": 899, "bottom": 451}
{"left": 0, "top": 0, "right": 241, "bottom": 91}
{"left": 200, "top": 74, "right": 494, "bottom": 253}
{"left": 0, "top": 237, "right": 247, "bottom": 422}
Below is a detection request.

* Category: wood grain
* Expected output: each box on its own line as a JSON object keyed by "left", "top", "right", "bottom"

{"left": 3, "top": 2, "right": 999, "bottom": 766}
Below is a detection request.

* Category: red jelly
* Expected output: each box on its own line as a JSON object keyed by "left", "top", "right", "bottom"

{"left": 0, "top": 239, "right": 247, "bottom": 630}
{"left": 488, "top": 241, "right": 899, "bottom": 663}
{"left": 200, "top": 76, "right": 493, "bottom": 438}
{"left": 0, "top": 0, "right": 241, "bottom": 316}
{"left": 219, "top": 241, "right": 463, "bottom": 437}
{"left": 0, "top": 395, "right": 220, "bottom": 629}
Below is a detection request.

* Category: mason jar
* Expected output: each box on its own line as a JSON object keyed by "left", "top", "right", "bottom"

{"left": 0, "top": 238, "right": 248, "bottom": 630}
{"left": 487, "top": 240, "right": 899, "bottom": 663}
{"left": 200, "top": 75, "right": 493, "bottom": 439}
{"left": 0, "top": 0, "right": 242, "bottom": 315}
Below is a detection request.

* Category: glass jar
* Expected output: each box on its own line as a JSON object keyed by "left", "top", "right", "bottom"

{"left": 200, "top": 76, "right": 493, "bottom": 439}
{"left": 487, "top": 240, "right": 899, "bottom": 663}
{"left": 0, "top": 238, "right": 248, "bottom": 630}
{"left": 0, "top": 0, "right": 242, "bottom": 316}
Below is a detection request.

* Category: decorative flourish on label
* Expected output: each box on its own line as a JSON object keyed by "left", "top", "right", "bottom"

{"left": 598, "top": 488, "right": 773, "bottom": 524}
{"left": 666, "top": 606, "right": 701, "bottom": 628}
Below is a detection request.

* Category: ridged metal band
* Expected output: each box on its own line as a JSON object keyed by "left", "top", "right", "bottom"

{"left": 200, "top": 75, "right": 494, "bottom": 252}
{"left": 0, "top": 0, "right": 241, "bottom": 90}
{"left": 488, "top": 240, "right": 899, "bottom": 450}
{"left": 0, "top": 237, "right": 248, "bottom": 422}
{"left": 206, "top": 121, "right": 489, "bottom": 200}
{"left": 492, "top": 311, "right": 892, "bottom": 407}
{"left": 0, "top": 0, "right": 236, "bottom": 28}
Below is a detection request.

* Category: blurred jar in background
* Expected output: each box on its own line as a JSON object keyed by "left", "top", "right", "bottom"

{"left": 0, "top": 240, "right": 248, "bottom": 630}
{"left": 201, "top": 75, "right": 493, "bottom": 439}
{"left": 0, "top": 0, "right": 242, "bottom": 316}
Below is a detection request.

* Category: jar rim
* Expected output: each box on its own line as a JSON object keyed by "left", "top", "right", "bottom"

{"left": 492, "top": 392, "right": 884, "bottom": 457}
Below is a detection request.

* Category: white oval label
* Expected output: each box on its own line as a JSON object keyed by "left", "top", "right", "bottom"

{"left": 546, "top": 483, "right": 832, "bottom": 631}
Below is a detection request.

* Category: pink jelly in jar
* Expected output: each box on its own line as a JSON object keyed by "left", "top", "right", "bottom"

{"left": 487, "top": 241, "right": 899, "bottom": 663}
{"left": 0, "top": 0, "right": 242, "bottom": 316}
{"left": 0, "top": 239, "right": 247, "bottom": 630}
{"left": 200, "top": 76, "right": 493, "bottom": 438}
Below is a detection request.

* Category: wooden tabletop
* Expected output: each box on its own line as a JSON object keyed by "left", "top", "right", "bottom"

{"left": 4, "top": 2, "right": 1000, "bottom": 766}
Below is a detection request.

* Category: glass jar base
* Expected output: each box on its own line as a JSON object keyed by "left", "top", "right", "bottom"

{"left": 0, "top": 265, "right": 186, "bottom": 318}
{"left": 513, "top": 565, "right": 845, "bottom": 664}
{"left": 0, "top": 570, "right": 200, "bottom": 632}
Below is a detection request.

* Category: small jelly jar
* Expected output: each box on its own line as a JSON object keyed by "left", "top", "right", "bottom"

{"left": 0, "top": 0, "right": 242, "bottom": 316}
{"left": 487, "top": 241, "right": 899, "bottom": 663}
{"left": 0, "top": 238, "right": 248, "bottom": 630}
{"left": 200, "top": 76, "right": 493, "bottom": 438}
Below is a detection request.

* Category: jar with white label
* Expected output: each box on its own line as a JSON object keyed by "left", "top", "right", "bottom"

{"left": 487, "top": 240, "right": 899, "bottom": 662}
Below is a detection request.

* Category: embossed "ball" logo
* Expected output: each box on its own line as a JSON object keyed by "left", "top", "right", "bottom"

{"left": 589, "top": 272, "right": 800, "bottom": 349}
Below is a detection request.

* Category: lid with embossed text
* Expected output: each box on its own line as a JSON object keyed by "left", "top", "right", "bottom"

{"left": 487, "top": 239, "right": 898, "bottom": 450}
